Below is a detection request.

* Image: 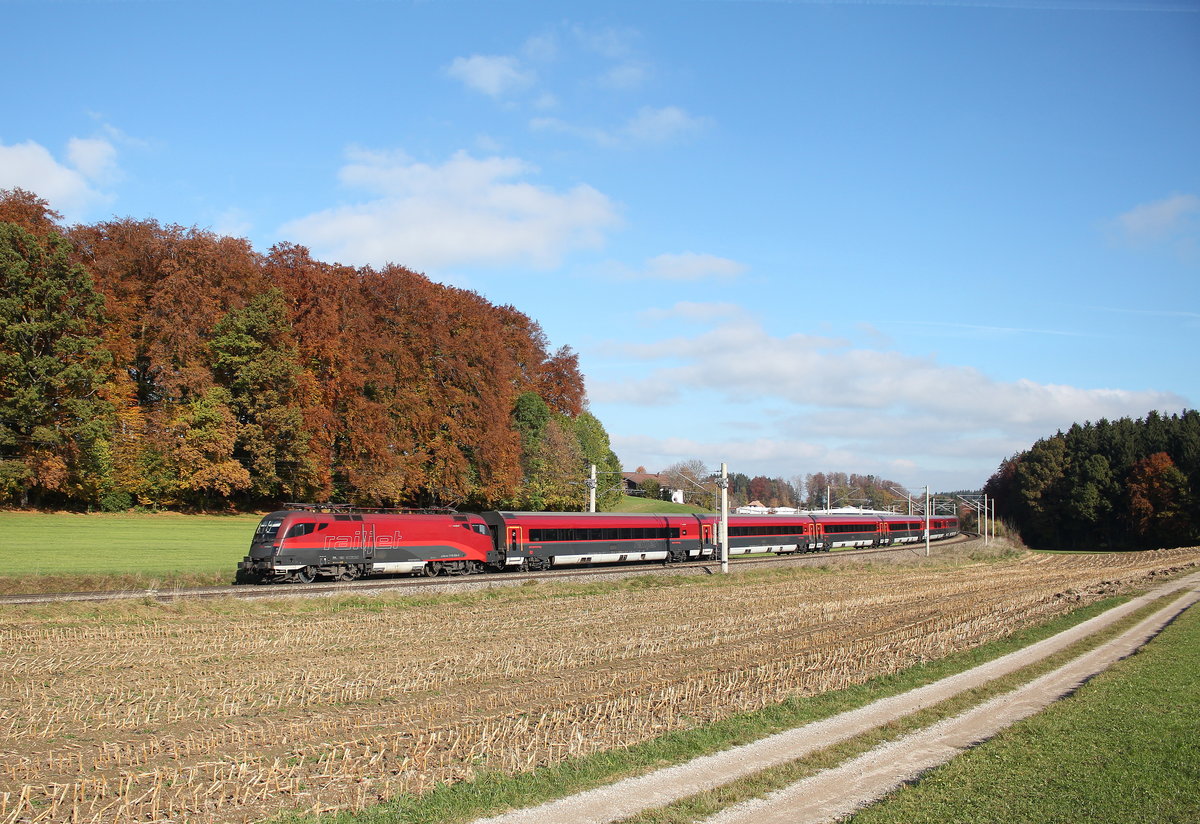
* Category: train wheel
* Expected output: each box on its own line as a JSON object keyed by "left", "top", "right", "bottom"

{"left": 336, "top": 567, "right": 356, "bottom": 582}
{"left": 423, "top": 562, "right": 441, "bottom": 577}
{"left": 294, "top": 566, "right": 316, "bottom": 584}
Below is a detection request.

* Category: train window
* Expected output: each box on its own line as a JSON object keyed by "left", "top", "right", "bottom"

{"left": 825, "top": 524, "right": 875, "bottom": 534}
{"left": 526, "top": 526, "right": 680, "bottom": 543}
{"left": 285, "top": 522, "right": 317, "bottom": 538}
{"left": 255, "top": 520, "right": 282, "bottom": 540}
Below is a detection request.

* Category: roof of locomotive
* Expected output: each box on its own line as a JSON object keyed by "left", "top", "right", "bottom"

{"left": 263, "top": 508, "right": 486, "bottom": 522}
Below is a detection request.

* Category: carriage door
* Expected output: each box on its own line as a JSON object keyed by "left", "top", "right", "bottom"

{"left": 359, "top": 523, "right": 376, "bottom": 561}
{"left": 702, "top": 523, "right": 713, "bottom": 549}
{"left": 508, "top": 527, "right": 523, "bottom": 552}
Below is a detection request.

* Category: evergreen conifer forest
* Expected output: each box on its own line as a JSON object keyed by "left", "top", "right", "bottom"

{"left": 985, "top": 410, "right": 1200, "bottom": 550}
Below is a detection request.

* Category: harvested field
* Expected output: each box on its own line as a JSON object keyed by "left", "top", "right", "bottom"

{"left": 1, "top": 546, "right": 1198, "bottom": 824}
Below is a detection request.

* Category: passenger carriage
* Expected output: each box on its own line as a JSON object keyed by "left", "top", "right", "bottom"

{"left": 479, "top": 511, "right": 714, "bottom": 570}
{"left": 717, "top": 514, "right": 819, "bottom": 555}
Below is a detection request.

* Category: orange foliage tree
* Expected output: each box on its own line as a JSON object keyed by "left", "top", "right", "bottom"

{"left": 0, "top": 189, "right": 611, "bottom": 511}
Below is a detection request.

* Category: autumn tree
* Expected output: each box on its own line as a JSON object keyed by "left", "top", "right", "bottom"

{"left": 261, "top": 243, "right": 361, "bottom": 498}
{"left": 167, "top": 387, "right": 251, "bottom": 509}
{"left": 0, "top": 188, "right": 63, "bottom": 237}
{"left": 519, "top": 416, "right": 586, "bottom": 511}
{"left": 1127, "top": 452, "right": 1191, "bottom": 548}
{"left": 351, "top": 265, "right": 525, "bottom": 507}
{"left": 537, "top": 345, "right": 585, "bottom": 416}
{"left": 0, "top": 223, "right": 114, "bottom": 507}
{"left": 69, "top": 219, "right": 266, "bottom": 404}
{"left": 210, "top": 289, "right": 321, "bottom": 502}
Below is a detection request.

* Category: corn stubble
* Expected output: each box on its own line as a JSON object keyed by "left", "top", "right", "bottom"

{"left": 1, "top": 548, "right": 1197, "bottom": 823}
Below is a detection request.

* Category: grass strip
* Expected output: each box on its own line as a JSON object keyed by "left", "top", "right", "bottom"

{"left": 608, "top": 590, "right": 1187, "bottom": 823}
{"left": 276, "top": 590, "right": 1155, "bottom": 824}
{"left": 844, "top": 596, "right": 1200, "bottom": 824}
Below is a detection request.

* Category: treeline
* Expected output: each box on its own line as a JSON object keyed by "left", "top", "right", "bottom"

{"left": 728, "top": 473, "right": 797, "bottom": 508}
{"left": 0, "top": 188, "right": 619, "bottom": 512}
{"left": 984, "top": 410, "right": 1200, "bottom": 549}
{"left": 797, "top": 472, "right": 913, "bottom": 511}
{"left": 647, "top": 462, "right": 915, "bottom": 512}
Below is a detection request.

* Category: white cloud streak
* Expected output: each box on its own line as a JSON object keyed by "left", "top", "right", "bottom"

{"left": 645, "top": 252, "right": 748, "bottom": 281}
{"left": 531, "top": 106, "right": 709, "bottom": 147}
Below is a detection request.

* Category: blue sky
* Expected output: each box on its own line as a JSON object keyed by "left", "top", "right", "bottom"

{"left": 4, "top": 0, "right": 1198, "bottom": 492}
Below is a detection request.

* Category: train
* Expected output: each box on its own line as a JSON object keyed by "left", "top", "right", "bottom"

{"left": 235, "top": 506, "right": 959, "bottom": 584}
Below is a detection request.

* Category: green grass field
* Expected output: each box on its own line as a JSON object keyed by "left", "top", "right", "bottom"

{"left": 611, "top": 495, "right": 711, "bottom": 514}
{"left": 847, "top": 596, "right": 1200, "bottom": 824}
{"left": 0, "top": 510, "right": 260, "bottom": 591}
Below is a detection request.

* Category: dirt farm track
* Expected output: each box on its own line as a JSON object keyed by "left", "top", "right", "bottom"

{"left": 2, "top": 544, "right": 1198, "bottom": 824}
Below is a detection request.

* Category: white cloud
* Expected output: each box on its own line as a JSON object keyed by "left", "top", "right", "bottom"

{"left": 0, "top": 138, "right": 118, "bottom": 218}
{"left": 66, "top": 137, "right": 119, "bottom": 182}
{"left": 589, "top": 304, "right": 1188, "bottom": 488}
{"left": 572, "top": 24, "right": 639, "bottom": 60}
{"left": 212, "top": 207, "right": 254, "bottom": 239}
{"left": 446, "top": 55, "right": 535, "bottom": 97}
{"left": 530, "top": 117, "right": 615, "bottom": 146}
{"left": 522, "top": 32, "right": 559, "bottom": 62}
{"left": 623, "top": 106, "right": 708, "bottom": 143}
{"left": 592, "top": 255, "right": 748, "bottom": 283}
{"left": 280, "top": 148, "right": 623, "bottom": 270}
{"left": 531, "top": 105, "right": 708, "bottom": 147}
{"left": 611, "top": 431, "right": 879, "bottom": 489}
{"left": 1112, "top": 193, "right": 1200, "bottom": 251}
{"left": 645, "top": 252, "right": 748, "bottom": 281}
{"left": 639, "top": 302, "right": 751, "bottom": 323}
{"left": 597, "top": 62, "right": 648, "bottom": 90}
{"left": 641, "top": 321, "right": 1181, "bottom": 424}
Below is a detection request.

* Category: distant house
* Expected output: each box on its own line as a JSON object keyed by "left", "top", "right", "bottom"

{"left": 737, "top": 500, "right": 770, "bottom": 514}
{"left": 736, "top": 501, "right": 801, "bottom": 515}
{"left": 621, "top": 471, "right": 683, "bottom": 502}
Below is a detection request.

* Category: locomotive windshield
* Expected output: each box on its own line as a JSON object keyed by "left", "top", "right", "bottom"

{"left": 254, "top": 519, "right": 283, "bottom": 542}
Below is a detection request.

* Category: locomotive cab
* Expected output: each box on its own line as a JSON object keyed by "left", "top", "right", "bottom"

{"left": 238, "top": 510, "right": 346, "bottom": 583}
{"left": 236, "top": 508, "right": 495, "bottom": 584}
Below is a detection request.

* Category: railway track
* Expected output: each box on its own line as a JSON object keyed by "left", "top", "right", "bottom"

{"left": 0, "top": 535, "right": 976, "bottom": 607}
